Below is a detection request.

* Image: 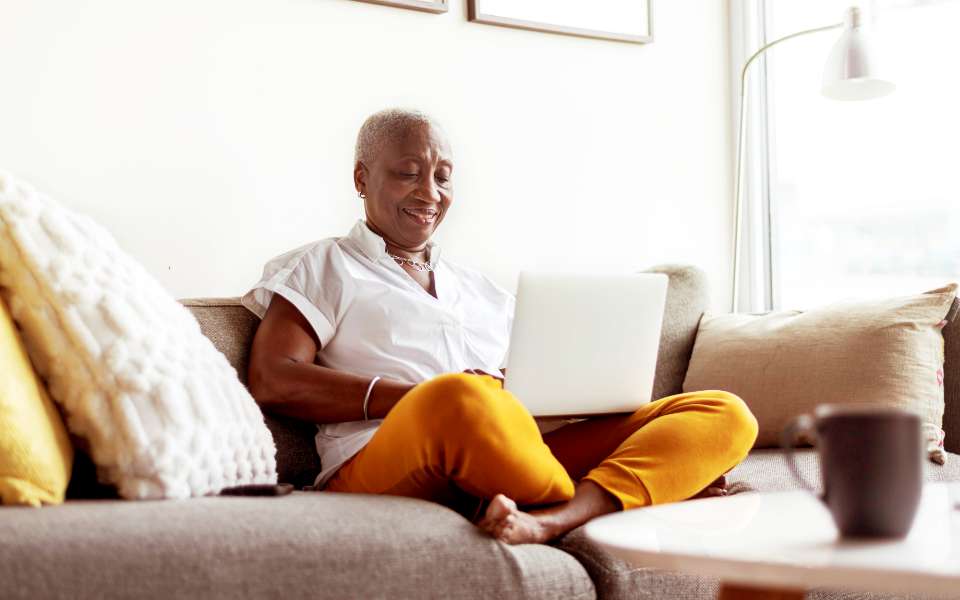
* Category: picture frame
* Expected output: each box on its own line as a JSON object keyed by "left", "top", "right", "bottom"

{"left": 468, "top": 0, "right": 652, "bottom": 44}
{"left": 352, "top": 0, "right": 448, "bottom": 14}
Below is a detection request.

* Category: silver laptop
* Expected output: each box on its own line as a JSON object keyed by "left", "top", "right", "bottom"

{"left": 502, "top": 272, "right": 668, "bottom": 417}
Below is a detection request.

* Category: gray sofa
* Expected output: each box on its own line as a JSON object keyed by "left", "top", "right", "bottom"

{"left": 2, "top": 265, "right": 958, "bottom": 600}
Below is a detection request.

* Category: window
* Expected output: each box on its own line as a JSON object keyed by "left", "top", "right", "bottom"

{"left": 761, "top": 0, "right": 960, "bottom": 310}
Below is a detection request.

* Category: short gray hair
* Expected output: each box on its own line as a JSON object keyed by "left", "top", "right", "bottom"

{"left": 354, "top": 108, "right": 441, "bottom": 166}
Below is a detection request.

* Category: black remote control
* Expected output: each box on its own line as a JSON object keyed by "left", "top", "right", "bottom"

{"left": 219, "top": 483, "right": 294, "bottom": 496}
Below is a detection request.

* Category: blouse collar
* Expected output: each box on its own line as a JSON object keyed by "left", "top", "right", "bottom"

{"left": 348, "top": 219, "right": 441, "bottom": 268}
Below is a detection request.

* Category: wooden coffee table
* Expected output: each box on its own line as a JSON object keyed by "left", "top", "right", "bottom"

{"left": 585, "top": 482, "right": 960, "bottom": 599}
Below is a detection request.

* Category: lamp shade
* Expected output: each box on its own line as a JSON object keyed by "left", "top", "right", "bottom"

{"left": 821, "top": 7, "right": 896, "bottom": 101}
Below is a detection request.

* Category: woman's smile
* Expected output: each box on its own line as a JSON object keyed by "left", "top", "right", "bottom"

{"left": 401, "top": 207, "right": 439, "bottom": 226}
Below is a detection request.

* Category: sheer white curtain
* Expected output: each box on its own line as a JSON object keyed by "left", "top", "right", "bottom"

{"left": 729, "top": 0, "right": 774, "bottom": 314}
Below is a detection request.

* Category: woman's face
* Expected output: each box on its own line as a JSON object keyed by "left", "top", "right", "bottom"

{"left": 355, "top": 122, "right": 453, "bottom": 252}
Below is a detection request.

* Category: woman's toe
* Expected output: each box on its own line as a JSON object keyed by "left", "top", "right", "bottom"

{"left": 480, "top": 494, "right": 516, "bottom": 531}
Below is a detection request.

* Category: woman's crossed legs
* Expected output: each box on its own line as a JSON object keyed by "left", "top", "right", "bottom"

{"left": 324, "top": 373, "right": 759, "bottom": 543}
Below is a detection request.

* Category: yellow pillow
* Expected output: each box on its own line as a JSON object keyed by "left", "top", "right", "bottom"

{"left": 0, "top": 294, "right": 73, "bottom": 506}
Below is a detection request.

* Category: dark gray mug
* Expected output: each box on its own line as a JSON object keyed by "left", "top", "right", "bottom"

{"left": 781, "top": 404, "right": 924, "bottom": 539}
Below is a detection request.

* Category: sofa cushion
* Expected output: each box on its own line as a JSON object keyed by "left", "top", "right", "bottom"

{"left": 558, "top": 449, "right": 960, "bottom": 600}
{"left": 555, "top": 525, "right": 720, "bottom": 600}
{"left": 683, "top": 285, "right": 958, "bottom": 463}
{"left": 724, "top": 448, "right": 960, "bottom": 493}
{"left": 0, "top": 491, "right": 595, "bottom": 600}
{"left": 0, "top": 295, "right": 73, "bottom": 506}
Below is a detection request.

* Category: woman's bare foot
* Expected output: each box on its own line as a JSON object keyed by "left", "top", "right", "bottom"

{"left": 692, "top": 475, "right": 728, "bottom": 499}
{"left": 477, "top": 494, "right": 556, "bottom": 544}
{"left": 478, "top": 481, "right": 620, "bottom": 545}
{"left": 477, "top": 476, "right": 730, "bottom": 545}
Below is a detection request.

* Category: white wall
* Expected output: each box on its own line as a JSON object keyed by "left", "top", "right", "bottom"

{"left": 0, "top": 0, "right": 734, "bottom": 310}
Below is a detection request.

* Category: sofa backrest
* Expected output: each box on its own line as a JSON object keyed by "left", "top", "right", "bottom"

{"left": 944, "top": 311, "right": 960, "bottom": 453}
{"left": 642, "top": 264, "right": 711, "bottom": 400}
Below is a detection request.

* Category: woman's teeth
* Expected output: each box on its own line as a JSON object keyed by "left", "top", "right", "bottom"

{"left": 402, "top": 209, "right": 437, "bottom": 225}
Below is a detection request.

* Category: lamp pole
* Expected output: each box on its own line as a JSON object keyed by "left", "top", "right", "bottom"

{"left": 731, "top": 22, "right": 842, "bottom": 313}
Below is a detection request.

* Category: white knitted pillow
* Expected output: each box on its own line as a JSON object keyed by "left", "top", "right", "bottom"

{"left": 0, "top": 172, "right": 277, "bottom": 499}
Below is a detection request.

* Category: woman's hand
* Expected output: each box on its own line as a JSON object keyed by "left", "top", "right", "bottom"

{"left": 463, "top": 368, "right": 504, "bottom": 384}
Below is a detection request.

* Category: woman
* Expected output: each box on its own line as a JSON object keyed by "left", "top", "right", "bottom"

{"left": 241, "top": 108, "right": 758, "bottom": 544}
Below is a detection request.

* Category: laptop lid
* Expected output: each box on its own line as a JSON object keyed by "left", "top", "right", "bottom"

{"left": 502, "top": 272, "right": 668, "bottom": 417}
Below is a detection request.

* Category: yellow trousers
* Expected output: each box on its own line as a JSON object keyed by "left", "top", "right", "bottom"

{"left": 325, "top": 373, "right": 758, "bottom": 511}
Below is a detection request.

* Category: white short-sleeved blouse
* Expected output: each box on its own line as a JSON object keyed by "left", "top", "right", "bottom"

{"left": 241, "top": 219, "right": 515, "bottom": 488}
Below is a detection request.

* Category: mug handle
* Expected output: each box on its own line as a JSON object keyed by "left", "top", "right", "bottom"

{"left": 780, "top": 414, "right": 823, "bottom": 498}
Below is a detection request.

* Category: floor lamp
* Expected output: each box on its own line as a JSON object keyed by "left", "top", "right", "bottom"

{"left": 731, "top": 6, "right": 895, "bottom": 313}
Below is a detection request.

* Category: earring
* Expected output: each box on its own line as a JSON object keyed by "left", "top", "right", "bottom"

{"left": 358, "top": 191, "right": 366, "bottom": 199}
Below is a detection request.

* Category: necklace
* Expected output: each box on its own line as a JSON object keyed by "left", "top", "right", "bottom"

{"left": 388, "top": 253, "right": 434, "bottom": 272}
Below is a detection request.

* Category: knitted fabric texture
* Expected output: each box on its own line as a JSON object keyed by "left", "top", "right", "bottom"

{"left": 0, "top": 172, "right": 276, "bottom": 499}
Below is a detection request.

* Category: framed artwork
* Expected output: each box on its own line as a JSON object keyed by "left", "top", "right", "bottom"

{"left": 352, "top": 0, "right": 448, "bottom": 14}
{"left": 468, "top": 0, "right": 652, "bottom": 44}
